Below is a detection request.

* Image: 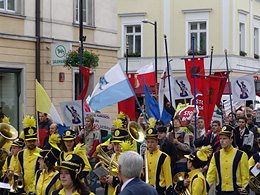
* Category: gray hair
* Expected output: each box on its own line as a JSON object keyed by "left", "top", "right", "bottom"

{"left": 118, "top": 151, "right": 143, "bottom": 178}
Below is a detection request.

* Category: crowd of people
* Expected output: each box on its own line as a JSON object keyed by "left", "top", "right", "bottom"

{"left": 0, "top": 104, "right": 260, "bottom": 195}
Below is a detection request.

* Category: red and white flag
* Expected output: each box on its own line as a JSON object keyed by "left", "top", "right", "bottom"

{"left": 136, "top": 63, "right": 156, "bottom": 86}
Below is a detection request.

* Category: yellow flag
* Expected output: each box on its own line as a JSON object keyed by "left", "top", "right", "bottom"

{"left": 36, "top": 80, "right": 51, "bottom": 114}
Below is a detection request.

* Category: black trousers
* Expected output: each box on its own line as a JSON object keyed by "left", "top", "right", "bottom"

{"left": 216, "top": 191, "right": 239, "bottom": 195}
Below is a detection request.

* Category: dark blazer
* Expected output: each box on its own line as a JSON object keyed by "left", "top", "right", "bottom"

{"left": 119, "top": 178, "right": 158, "bottom": 195}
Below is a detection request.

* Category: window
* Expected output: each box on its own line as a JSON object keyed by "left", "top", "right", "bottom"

{"left": 125, "top": 25, "right": 141, "bottom": 57}
{"left": 188, "top": 22, "right": 207, "bottom": 55}
{"left": 239, "top": 23, "right": 245, "bottom": 52}
{"left": 254, "top": 28, "right": 259, "bottom": 57}
{"left": 75, "top": 0, "right": 94, "bottom": 26}
{"left": 0, "top": 0, "right": 15, "bottom": 12}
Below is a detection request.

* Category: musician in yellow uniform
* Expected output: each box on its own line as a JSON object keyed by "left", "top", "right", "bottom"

{"left": 248, "top": 137, "right": 260, "bottom": 194}
{"left": 16, "top": 115, "right": 41, "bottom": 194}
{"left": 174, "top": 146, "right": 212, "bottom": 195}
{"left": 1, "top": 138, "right": 24, "bottom": 188}
{"left": 146, "top": 126, "right": 173, "bottom": 195}
{"left": 34, "top": 134, "right": 61, "bottom": 195}
{"left": 206, "top": 125, "right": 249, "bottom": 194}
{"left": 60, "top": 129, "right": 92, "bottom": 175}
{"left": 99, "top": 127, "right": 128, "bottom": 195}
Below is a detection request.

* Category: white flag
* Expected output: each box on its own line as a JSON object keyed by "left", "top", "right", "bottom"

{"left": 231, "top": 75, "right": 256, "bottom": 101}
{"left": 158, "top": 65, "right": 176, "bottom": 116}
{"left": 173, "top": 76, "right": 193, "bottom": 100}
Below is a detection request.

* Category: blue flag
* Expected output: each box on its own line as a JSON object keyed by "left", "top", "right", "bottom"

{"left": 144, "top": 83, "right": 160, "bottom": 120}
{"left": 161, "top": 108, "right": 172, "bottom": 126}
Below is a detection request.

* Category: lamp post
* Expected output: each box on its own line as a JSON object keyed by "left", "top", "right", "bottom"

{"left": 142, "top": 19, "right": 158, "bottom": 84}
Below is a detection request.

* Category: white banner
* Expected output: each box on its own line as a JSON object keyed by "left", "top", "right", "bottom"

{"left": 60, "top": 100, "right": 84, "bottom": 126}
{"left": 173, "top": 76, "right": 193, "bottom": 100}
{"left": 85, "top": 112, "right": 112, "bottom": 132}
{"left": 223, "top": 99, "right": 245, "bottom": 115}
{"left": 231, "top": 76, "right": 256, "bottom": 101}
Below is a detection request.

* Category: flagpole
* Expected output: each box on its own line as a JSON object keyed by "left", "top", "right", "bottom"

{"left": 209, "top": 46, "right": 214, "bottom": 75}
{"left": 126, "top": 42, "right": 129, "bottom": 75}
{"left": 192, "top": 35, "right": 198, "bottom": 140}
{"left": 224, "top": 49, "right": 234, "bottom": 124}
{"left": 164, "top": 35, "right": 173, "bottom": 105}
{"left": 79, "top": 0, "right": 85, "bottom": 128}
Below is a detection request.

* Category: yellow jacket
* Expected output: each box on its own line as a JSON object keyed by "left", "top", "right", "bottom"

{"left": 35, "top": 169, "right": 61, "bottom": 195}
{"left": 51, "top": 188, "right": 95, "bottom": 195}
{"left": 1, "top": 155, "right": 19, "bottom": 186}
{"left": 147, "top": 148, "right": 172, "bottom": 193}
{"left": 188, "top": 169, "right": 206, "bottom": 195}
{"left": 206, "top": 146, "right": 249, "bottom": 192}
{"left": 16, "top": 147, "right": 41, "bottom": 193}
{"left": 107, "top": 152, "right": 120, "bottom": 195}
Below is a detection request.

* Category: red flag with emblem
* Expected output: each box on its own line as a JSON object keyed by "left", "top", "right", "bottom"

{"left": 185, "top": 58, "right": 205, "bottom": 94}
{"left": 214, "top": 71, "right": 228, "bottom": 107}
{"left": 118, "top": 73, "right": 136, "bottom": 121}
{"left": 201, "top": 75, "right": 222, "bottom": 131}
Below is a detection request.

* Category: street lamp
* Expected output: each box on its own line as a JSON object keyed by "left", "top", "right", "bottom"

{"left": 142, "top": 19, "right": 158, "bottom": 85}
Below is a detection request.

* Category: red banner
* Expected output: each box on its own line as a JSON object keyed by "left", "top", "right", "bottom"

{"left": 118, "top": 73, "right": 136, "bottom": 121}
{"left": 214, "top": 72, "right": 228, "bottom": 107}
{"left": 77, "top": 66, "right": 90, "bottom": 100}
{"left": 185, "top": 58, "right": 205, "bottom": 94}
{"left": 201, "top": 76, "right": 222, "bottom": 131}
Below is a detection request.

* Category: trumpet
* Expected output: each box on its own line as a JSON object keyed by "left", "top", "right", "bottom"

{"left": 173, "top": 172, "right": 190, "bottom": 195}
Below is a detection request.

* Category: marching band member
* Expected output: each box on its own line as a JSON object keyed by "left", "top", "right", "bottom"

{"left": 60, "top": 129, "right": 91, "bottom": 175}
{"left": 174, "top": 146, "right": 212, "bottom": 195}
{"left": 34, "top": 134, "right": 61, "bottom": 195}
{"left": 99, "top": 123, "right": 128, "bottom": 195}
{"left": 248, "top": 137, "right": 260, "bottom": 195}
{"left": 52, "top": 153, "right": 93, "bottom": 195}
{"left": 16, "top": 115, "right": 41, "bottom": 194}
{"left": 206, "top": 125, "right": 249, "bottom": 194}
{"left": 1, "top": 138, "right": 24, "bottom": 189}
{"left": 145, "top": 124, "right": 173, "bottom": 195}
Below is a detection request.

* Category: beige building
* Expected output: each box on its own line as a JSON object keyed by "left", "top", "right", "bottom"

{"left": 118, "top": 0, "right": 260, "bottom": 79}
{"left": 0, "top": 0, "right": 118, "bottom": 129}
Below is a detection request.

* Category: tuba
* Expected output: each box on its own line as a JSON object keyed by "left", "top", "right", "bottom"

{"left": 94, "top": 146, "right": 119, "bottom": 176}
{"left": 173, "top": 172, "right": 190, "bottom": 195}
{"left": 0, "top": 123, "right": 18, "bottom": 148}
{"left": 127, "top": 121, "right": 145, "bottom": 143}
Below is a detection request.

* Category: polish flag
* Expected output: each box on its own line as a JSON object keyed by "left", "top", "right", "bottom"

{"left": 136, "top": 63, "right": 156, "bottom": 86}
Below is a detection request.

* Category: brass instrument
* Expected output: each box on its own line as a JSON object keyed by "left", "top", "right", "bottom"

{"left": 248, "top": 174, "right": 260, "bottom": 194}
{"left": 10, "top": 173, "right": 24, "bottom": 194}
{"left": 94, "top": 146, "right": 119, "bottom": 176}
{"left": 173, "top": 172, "right": 190, "bottom": 195}
{"left": 127, "top": 121, "right": 145, "bottom": 143}
{"left": 139, "top": 142, "right": 149, "bottom": 183}
{"left": 0, "top": 123, "right": 18, "bottom": 148}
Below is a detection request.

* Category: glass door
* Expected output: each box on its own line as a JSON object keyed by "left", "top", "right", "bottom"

{"left": 0, "top": 68, "right": 21, "bottom": 129}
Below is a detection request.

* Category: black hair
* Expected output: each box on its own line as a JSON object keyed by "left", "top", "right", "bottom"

{"left": 69, "top": 170, "right": 90, "bottom": 194}
{"left": 60, "top": 139, "right": 76, "bottom": 152}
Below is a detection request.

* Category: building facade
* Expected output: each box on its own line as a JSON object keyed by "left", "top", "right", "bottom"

{"left": 118, "top": 0, "right": 260, "bottom": 81}
{"left": 0, "top": 0, "right": 118, "bottom": 129}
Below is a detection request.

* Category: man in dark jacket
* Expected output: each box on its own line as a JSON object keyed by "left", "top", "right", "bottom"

{"left": 118, "top": 151, "right": 158, "bottom": 195}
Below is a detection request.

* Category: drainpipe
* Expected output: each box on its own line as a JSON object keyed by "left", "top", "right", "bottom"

{"left": 35, "top": 0, "right": 41, "bottom": 82}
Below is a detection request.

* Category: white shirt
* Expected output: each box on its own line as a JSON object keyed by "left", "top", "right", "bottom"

{"left": 120, "top": 178, "right": 135, "bottom": 192}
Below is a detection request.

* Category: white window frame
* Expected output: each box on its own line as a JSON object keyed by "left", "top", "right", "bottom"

{"left": 188, "top": 22, "right": 207, "bottom": 53}
{"left": 184, "top": 10, "right": 210, "bottom": 55}
{"left": 239, "top": 22, "right": 246, "bottom": 52}
{"left": 74, "top": 0, "right": 94, "bottom": 26}
{"left": 238, "top": 11, "right": 247, "bottom": 54}
{"left": 119, "top": 14, "right": 145, "bottom": 58}
{"left": 254, "top": 27, "right": 259, "bottom": 56}
{"left": 0, "top": 0, "right": 16, "bottom": 13}
{"left": 124, "top": 25, "right": 141, "bottom": 57}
